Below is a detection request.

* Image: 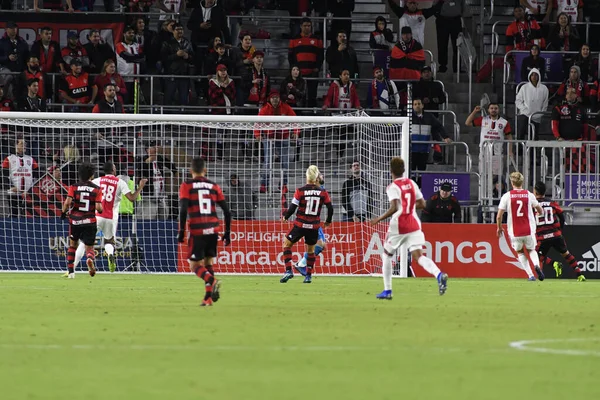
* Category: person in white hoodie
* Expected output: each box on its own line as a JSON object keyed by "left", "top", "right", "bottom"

{"left": 515, "top": 68, "right": 548, "bottom": 141}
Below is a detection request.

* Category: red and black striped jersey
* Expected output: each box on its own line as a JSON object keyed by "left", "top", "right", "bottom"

{"left": 179, "top": 177, "right": 226, "bottom": 236}
{"left": 59, "top": 72, "right": 92, "bottom": 103}
{"left": 292, "top": 184, "right": 332, "bottom": 230}
{"left": 67, "top": 181, "right": 102, "bottom": 225}
{"left": 535, "top": 198, "right": 563, "bottom": 241}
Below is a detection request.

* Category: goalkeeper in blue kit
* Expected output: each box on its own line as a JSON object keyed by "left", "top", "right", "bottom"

{"left": 294, "top": 174, "right": 327, "bottom": 276}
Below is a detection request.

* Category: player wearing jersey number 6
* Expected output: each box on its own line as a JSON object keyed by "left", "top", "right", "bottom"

{"left": 68, "top": 161, "right": 147, "bottom": 274}
{"left": 370, "top": 157, "right": 448, "bottom": 298}
{"left": 497, "top": 172, "right": 545, "bottom": 281}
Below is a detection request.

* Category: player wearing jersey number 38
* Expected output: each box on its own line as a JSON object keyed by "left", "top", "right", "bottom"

{"left": 497, "top": 172, "right": 545, "bottom": 281}
{"left": 178, "top": 158, "right": 232, "bottom": 307}
{"left": 370, "top": 157, "right": 448, "bottom": 298}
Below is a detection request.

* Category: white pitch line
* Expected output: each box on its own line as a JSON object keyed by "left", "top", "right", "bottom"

{"left": 509, "top": 338, "right": 600, "bottom": 357}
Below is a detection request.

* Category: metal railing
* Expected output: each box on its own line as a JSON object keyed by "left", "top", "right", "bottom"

{"left": 456, "top": 32, "right": 476, "bottom": 111}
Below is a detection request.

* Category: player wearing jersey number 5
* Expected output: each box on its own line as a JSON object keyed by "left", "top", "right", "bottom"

{"left": 61, "top": 163, "right": 103, "bottom": 279}
{"left": 178, "top": 158, "right": 232, "bottom": 307}
{"left": 281, "top": 165, "right": 333, "bottom": 284}
{"left": 70, "top": 161, "right": 147, "bottom": 274}
{"left": 497, "top": 172, "right": 545, "bottom": 281}
{"left": 370, "top": 157, "right": 448, "bottom": 298}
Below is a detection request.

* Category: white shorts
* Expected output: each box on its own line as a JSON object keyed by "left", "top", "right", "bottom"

{"left": 97, "top": 216, "right": 118, "bottom": 240}
{"left": 511, "top": 235, "right": 536, "bottom": 252}
{"left": 384, "top": 230, "right": 425, "bottom": 254}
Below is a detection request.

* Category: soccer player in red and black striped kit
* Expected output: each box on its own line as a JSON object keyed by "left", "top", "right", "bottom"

{"left": 280, "top": 165, "right": 333, "bottom": 284}
{"left": 61, "top": 162, "right": 103, "bottom": 279}
{"left": 178, "top": 158, "right": 231, "bottom": 307}
{"left": 533, "top": 181, "right": 585, "bottom": 281}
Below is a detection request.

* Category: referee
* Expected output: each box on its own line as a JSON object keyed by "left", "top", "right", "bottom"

{"left": 421, "top": 182, "right": 462, "bottom": 223}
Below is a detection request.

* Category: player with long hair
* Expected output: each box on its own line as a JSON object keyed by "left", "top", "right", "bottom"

{"left": 370, "top": 157, "right": 448, "bottom": 298}
{"left": 281, "top": 165, "right": 333, "bottom": 283}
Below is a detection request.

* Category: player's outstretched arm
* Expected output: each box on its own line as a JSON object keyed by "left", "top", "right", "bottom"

{"left": 496, "top": 209, "right": 505, "bottom": 237}
{"left": 415, "top": 198, "right": 426, "bottom": 210}
{"left": 125, "top": 178, "right": 148, "bottom": 202}
{"left": 324, "top": 202, "right": 334, "bottom": 228}
{"left": 369, "top": 199, "right": 399, "bottom": 226}
{"left": 61, "top": 196, "right": 72, "bottom": 220}
{"left": 218, "top": 200, "right": 232, "bottom": 246}
{"left": 282, "top": 203, "right": 298, "bottom": 221}
{"left": 177, "top": 198, "right": 189, "bottom": 243}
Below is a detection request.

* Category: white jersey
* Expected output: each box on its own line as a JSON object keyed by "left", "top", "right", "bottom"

{"left": 93, "top": 175, "right": 131, "bottom": 220}
{"left": 524, "top": 0, "right": 548, "bottom": 14}
{"left": 556, "top": 0, "right": 581, "bottom": 22}
{"left": 159, "top": 0, "right": 183, "bottom": 20}
{"left": 476, "top": 115, "right": 511, "bottom": 155}
{"left": 399, "top": 11, "right": 426, "bottom": 45}
{"left": 386, "top": 177, "right": 423, "bottom": 235}
{"left": 2, "top": 154, "right": 38, "bottom": 192}
{"left": 498, "top": 189, "right": 539, "bottom": 238}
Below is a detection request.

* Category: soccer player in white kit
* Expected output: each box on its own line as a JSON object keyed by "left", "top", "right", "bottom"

{"left": 496, "top": 172, "right": 545, "bottom": 281}
{"left": 370, "top": 157, "right": 448, "bottom": 298}
{"left": 72, "top": 161, "right": 146, "bottom": 273}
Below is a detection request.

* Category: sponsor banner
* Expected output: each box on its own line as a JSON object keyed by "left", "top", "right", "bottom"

{"left": 373, "top": 50, "right": 391, "bottom": 78}
{"left": 560, "top": 226, "right": 600, "bottom": 279}
{"left": 514, "top": 51, "right": 564, "bottom": 84}
{"left": 564, "top": 174, "right": 600, "bottom": 204}
{"left": 420, "top": 173, "right": 471, "bottom": 202}
{"left": 0, "top": 12, "right": 125, "bottom": 49}
{"left": 0, "top": 218, "right": 177, "bottom": 272}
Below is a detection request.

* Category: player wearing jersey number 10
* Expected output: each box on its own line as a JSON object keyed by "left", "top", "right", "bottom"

{"left": 497, "top": 172, "right": 545, "bottom": 281}
{"left": 178, "top": 158, "right": 232, "bottom": 307}
{"left": 61, "top": 162, "right": 103, "bottom": 279}
{"left": 370, "top": 157, "right": 448, "bottom": 298}
{"left": 280, "top": 165, "right": 334, "bottom": 284}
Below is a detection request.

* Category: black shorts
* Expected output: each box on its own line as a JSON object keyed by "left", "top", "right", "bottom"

{"left": 286, "top": 226, "right": 319, "bottom": 246}
{"left": 537, "top": 236, "right": 568, "bottom": 256}
{"left": 187, "top": 234, "right": 218, "bottom": 261}
{"left": 70, "top": 223, "right": 97, "bottom": 246}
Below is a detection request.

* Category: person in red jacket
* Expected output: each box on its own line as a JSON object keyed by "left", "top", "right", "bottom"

{"left": 389, "top": 26, "right": 425, "bottom": 80}
{"left": 93, "top": 60, "right": 127, "bottom": 104}
{"left": 323, "top": 69, "right": 361, "bottom": 112}
{"left": 256, "top": 90, "right": 297, "bottom": 193}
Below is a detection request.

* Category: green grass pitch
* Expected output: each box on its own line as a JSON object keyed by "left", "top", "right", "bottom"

{"left": 0, "top": 273, "right": 599, "bottom": 400}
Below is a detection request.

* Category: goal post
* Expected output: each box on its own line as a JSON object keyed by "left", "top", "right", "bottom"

{"left": 0, "top": 112, "right": 410, "bottom": 275}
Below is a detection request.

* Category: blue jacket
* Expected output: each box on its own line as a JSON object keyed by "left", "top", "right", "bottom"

{"left": 0, "top": 33, "right": 29, "bottom": 72}
{"left": 411, "top": 111, "right": 447, "bottom": 153}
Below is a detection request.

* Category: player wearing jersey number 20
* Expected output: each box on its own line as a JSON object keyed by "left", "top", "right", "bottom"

{"left": 497, "top": 172, "right": 545, "bottom": 281}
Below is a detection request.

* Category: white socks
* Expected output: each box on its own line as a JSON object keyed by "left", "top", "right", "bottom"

{"left": 74, "top": 242, "right": 85, "bottom": 267}
{"left": 418, "top": 255, "right": 441, "bottom": 278}
{"left": 105, "top": 243, "right": 115, "bottom": 256}
{"left": 518, "top": 253, "right": 534, "bottom": 278}
{"left": 529, "top": 251, "right": 540, "bottom": 269}
{"left": 381, "top": 253, "right": 393, "bottom": 291}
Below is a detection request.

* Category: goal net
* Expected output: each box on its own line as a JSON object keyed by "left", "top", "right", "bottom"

{"left": 0, "top": 112, "right": 410, "bottom": 274}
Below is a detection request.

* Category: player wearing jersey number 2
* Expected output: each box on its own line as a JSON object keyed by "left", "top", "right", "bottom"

{"left": 497, "top": 172, "right": 545, "bottom": 281}
{"left": 370, "top": 157, "right": 448, "bottom": 298}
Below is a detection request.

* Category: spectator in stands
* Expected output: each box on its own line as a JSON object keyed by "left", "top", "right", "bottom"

{"left": 72, "top": 0, "right": 94, "bottom": 11}
{"left": 288, "top": 17, "right": 323, "bottom": 108}
{"left": 34, "top": 0, "right": 74, "bottom": 12}
{"left": 92, "top": 83, "right": 125, "bottom": 114}
{"left": 551, "top": 87, "right": 596, "bottom": 173}
{"left": 366, "top": 65, "right": 399, "bottom": 115}
{"left": 208, "top": 64, "right": 236, "bottom": 114}
{"left": 572, "top": 43, "right": 598, "bottom": 84}
{"left": 228, "top": 173, "right": 256, "bottom": 220}
{"left": 161, "top": 23, "right": 194, "bottom": 106}
{"left": 17, "top": 55, "right": 46, "bottom": 101}
{"left": 94, "top": 60, "right": 127, "bottom": 104}
{"left": 388, "top": 0, "right": 442, "bottom": 46}
{"left": 0, "top": 21, "right": 29, "bottom": 94}
{"left": 30, "top": 27, "right": 66, "bottom": 77}
{"left": 59, "top": 59, "right": 97, "bottom": 111}
{"left": 323, "top": 68, "right": 360, "bottom": 112}
{"left": 17, "top": 78, "right": 46, "bottom": 112}
{"left": 328, "top": 0, "right": 355, "bottom": 44}
{"left": 476, "top": 6, "right": 544, "bottom": 82}
{"left": 411, "top": 98, "right": 450, "bottom": 174}
{"left": 413, "top": 66, "right": 446, "bottom": 114}
{"left": 158, "top": 0, "right": 186, "bottom": 29}
{"left": 61, "top": 31, "right": 89, "bottom": 69}
{"left": 547, "top": 12, "right": 580, "bottom": 73}
{"left": 549, "top": 0, "right": 584, "bottom": 23}
{"left": 205, "top": 42, "right": 233, "bottom": 78}
{"left": 0, "top": 85, "right": 14, "bottom": 111}
{"left": 241, "top": 50, "right": 270, "bottom": 111}
{"left": 341, "top": 161, "right": 374, "bottom": 222}
{"left": 153, "top": 19, "right": 176, "bottom": 75}
{"left": 556, "top": 65, "right": 590, "bottom": 105}
{"left": 466, "top": 103, "right": 513, "bottom": 181}
{"left": 280, "top": 66, "right": 307, "bottom": 109}
{"left": 389, "top": 26, "right": 425, "bottom": 80}
{"left": 255, "top": 90, "right": 297, "bottom": 193}
{"left": 53, "top": 144, "right": 81, "bottom": 187}
{"left": 421, "top": 182, "right": 462, "bottom": 223}
{"left": 521, "top": 0, "right": 551, "bottom": 25}
{"left": 133, "top": 18, "right": 157, "bottom": 61}
{"left": 188, "top": 0, "right": 231, "bottom": 53}
{"left": 437, "top": 0, "right": 466, "bottom": 73}
{"left": 520, "top": 44, "right": 546, "bottom": 82}
{"left": 231, "top": 33, "right": 255, "bottom": 77}
{"left": 369, "top": 15, "right": 394, "bottom": 50}
{"left": 515, "top": 68, "right": 548, "bottom": 141}
{"left": 116, "top": 26, "right": 145, "bottom": 104}
{"left": 326, "top": 30, "right": 359, "bottom": 78}
{"left": 2, "top": 138, "right": 38, "bottom": 216}
{"left": 84, "top": 29, "right": 116, "bottom": 75}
